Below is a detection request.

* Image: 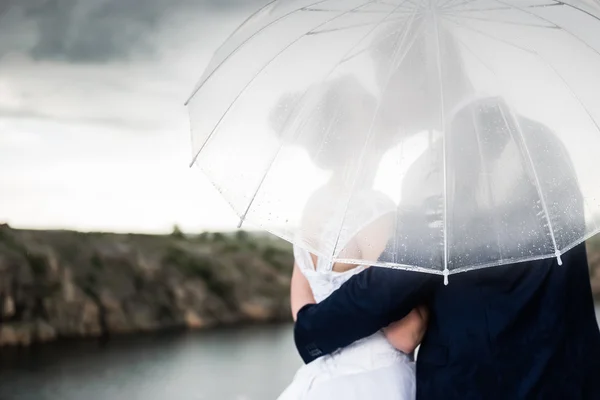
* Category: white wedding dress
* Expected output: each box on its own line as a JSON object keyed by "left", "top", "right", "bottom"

{"left": 277, "top": 189, "right": 416, "bottom": 400}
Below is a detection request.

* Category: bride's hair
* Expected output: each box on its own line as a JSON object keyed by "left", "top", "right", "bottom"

{"left": 269, "top": 75, "right": 393, "bottom": 173}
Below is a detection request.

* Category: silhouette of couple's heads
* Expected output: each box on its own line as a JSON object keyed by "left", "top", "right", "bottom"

{"left": 269, "top": 21, "right": 488, "bottom": 189}
{"left": 270, "top": 20, "right": 480, "bottom": 157}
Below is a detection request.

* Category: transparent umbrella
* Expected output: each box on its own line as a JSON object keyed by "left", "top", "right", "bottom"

{"left": 186, "top": 0, "right": 600, "bottom": 283}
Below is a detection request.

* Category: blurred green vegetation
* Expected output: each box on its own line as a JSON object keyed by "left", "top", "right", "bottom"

{"left": 164, "top": 245, "right": 233, "bottom": 298}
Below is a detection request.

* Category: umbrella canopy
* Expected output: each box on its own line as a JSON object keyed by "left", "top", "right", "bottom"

{"left": 186, "top": 0, "right": 600, "bottom": 282}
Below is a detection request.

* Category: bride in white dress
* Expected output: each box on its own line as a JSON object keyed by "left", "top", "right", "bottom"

{"left": 272, "top": 76, "right": 428, "bottom": 400}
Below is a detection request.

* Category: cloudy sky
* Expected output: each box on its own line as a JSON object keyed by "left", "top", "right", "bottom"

{"left": 0, "top": 0, "right": 269, "bottom": 233}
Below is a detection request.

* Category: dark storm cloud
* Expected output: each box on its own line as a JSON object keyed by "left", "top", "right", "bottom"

{"left": 0, "top": 0, "right": 268, "bottom": 62}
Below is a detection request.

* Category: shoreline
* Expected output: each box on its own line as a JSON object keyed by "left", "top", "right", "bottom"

{"left": 0, "top": 320, "right": 295, "bottom": 356}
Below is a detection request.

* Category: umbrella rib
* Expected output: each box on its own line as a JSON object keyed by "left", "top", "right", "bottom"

{"left": 308, "top": 14, "right": 412, "bottom": 35}
{"left": 430, "top": 2, "right": 451, "bottom": 284}
{"left": 454, "top": 32, "right": 500, "bottom": 73}
{"left": 378, "top": 0, "right": 409, "bottom": 5}
{"left": 462, "top": 42, "right": 510, "bottom": 264}
{"left": 381, "top": 0, "right": 422, "bottom": 9}
{"left": 338, "top": 16, "right": 415, "bottom": 64}
{"left": 539, "top": 59, "right": 600, "bottom": 143}
{"left": 188, "top": 0, "right": 379, "bottom": 167}
{"left": 184, "top": 0, "right": 334, "bottom": 106}
{"left": 235, "top": 0, "right": 411, "bottom": 228}
{"left": 469, "top": 106, "right": 505, "bottom": 262}
{"left": 555, "top": 0, "right": 600, "bottom": 24}
{"left": 330, "top": 10, "right": 422, "bottom": 261}
{"left": 440, "top": 0, "right": 478, "bottom": 10}
{"left": 444, "top": 16, "right": 537, "bottom": 54}
{"left": 304, "top": 7, "right": 413, "bottom": 13}
{"left": 497, "top": 105, "right": 563, "bottom": 264}
{"left": 391, "top": 145, "right": 406, "bottom": 266}
{"left": 214, "top": 0, "right": 279, "bottom": 54}
{"left": 445, "top": 3, "right": 563, "bottom": 13}
{"left": 446, "top": 13, "right": 559, "bottom": 29}
{"left": 531, "top": 61, "right": 600, "bottom": 245}
{"left": 529, "top": 56, "right": 600, "bottom": 233}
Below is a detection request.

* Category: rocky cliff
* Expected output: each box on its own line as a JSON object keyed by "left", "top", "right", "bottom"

{"left": 0, "top": 225, "right": 293, "bottom": 347}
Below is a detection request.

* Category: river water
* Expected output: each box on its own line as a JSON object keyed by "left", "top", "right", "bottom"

{"left": 0, "top": 325, "right": 301, "bottom": 400}
{"left": 1, "top": 306, "right": 599, "bottom": 400}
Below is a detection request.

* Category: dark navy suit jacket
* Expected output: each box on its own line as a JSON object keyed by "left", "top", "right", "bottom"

{"left": 294, "top": 98, "right": 600, "bottom": 398}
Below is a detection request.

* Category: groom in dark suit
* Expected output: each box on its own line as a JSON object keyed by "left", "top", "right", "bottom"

{"left": 293, "top": 22, "right": 600, "bottom": 399}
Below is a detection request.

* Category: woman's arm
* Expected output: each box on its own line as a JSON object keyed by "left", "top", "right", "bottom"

{"left": 383, "top": 305, "right": 429, "bottom": 354}
{"left": 291, "top": 263, "right": 316, "bottom": 321}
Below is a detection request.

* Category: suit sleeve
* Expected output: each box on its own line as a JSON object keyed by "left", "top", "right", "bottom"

{"left": 294, "top": 266, "right": 439, "bottom": 363}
